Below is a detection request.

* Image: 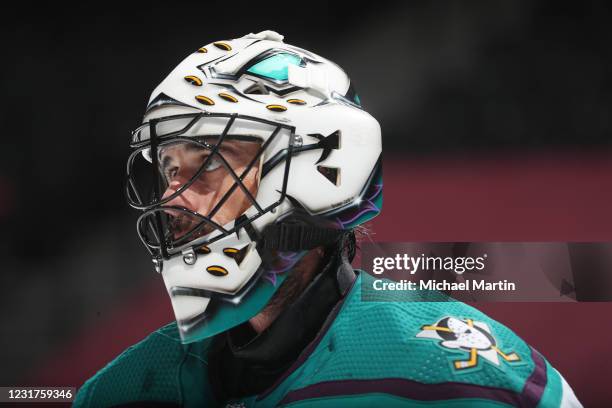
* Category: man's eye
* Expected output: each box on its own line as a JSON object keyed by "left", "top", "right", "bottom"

{"left": 204, "top": 156, "right": 222, "bottom": 172}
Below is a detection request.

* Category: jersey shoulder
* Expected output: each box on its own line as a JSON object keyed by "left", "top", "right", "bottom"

{"left": 74, "top": 322, "right": 208, "bottom": 408}
{"left": 270, "top": 271, "right": 579, "bottom": 408}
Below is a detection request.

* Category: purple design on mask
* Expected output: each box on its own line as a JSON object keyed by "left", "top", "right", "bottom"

{"left": 264, "top": 251, "right": 306, "bottom": 286}
{"left": 334, "top": 182, "right": 382, "bottom": 229}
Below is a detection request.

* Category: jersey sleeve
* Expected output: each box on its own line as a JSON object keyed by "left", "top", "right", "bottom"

{"left": 74, "top": 323, "right": 217, "bottom": 408}
{"left": 540, "top": 366, "right": 582, "bottom": 408}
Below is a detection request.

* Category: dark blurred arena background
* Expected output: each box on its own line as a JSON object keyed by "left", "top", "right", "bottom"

{"left": 1, "top": 1, "right": 612, "bottom": 405}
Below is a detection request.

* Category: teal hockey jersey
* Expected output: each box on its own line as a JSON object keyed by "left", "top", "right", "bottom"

{"left": 74, "top": 271, "right": 581, "bottom": 407}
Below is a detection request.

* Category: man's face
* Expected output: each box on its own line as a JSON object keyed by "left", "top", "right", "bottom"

{"left": 158, "top": 137, "right": 262, "bottom": 239}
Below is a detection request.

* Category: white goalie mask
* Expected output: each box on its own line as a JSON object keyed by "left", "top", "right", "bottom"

{"left": 126, "top": 30, "right": 382, "bottom": 343}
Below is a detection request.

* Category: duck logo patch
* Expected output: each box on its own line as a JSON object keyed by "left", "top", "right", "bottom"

{"left": 416, "top": 317, "right": 521, "bottom": 371}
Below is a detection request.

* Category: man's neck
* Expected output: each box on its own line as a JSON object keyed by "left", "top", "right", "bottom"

{"left": 249, "top": 246, "right": 325, "bottom": 333}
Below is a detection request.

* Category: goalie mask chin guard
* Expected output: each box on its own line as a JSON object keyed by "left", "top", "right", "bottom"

{"left": 126, "top": 30, "right": 383, "bottom": 344}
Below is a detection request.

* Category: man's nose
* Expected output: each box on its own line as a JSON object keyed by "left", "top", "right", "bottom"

{"left": 160, "top": 163, "right": 215, "bottom": 211}
{"left": 161, "top": 178, "right": 184, "bottom": 201}
{"left": 161, "top": 166, "right": 202, "bottom": 202}
{"left": 160, "top": 154, "right": 201, "bottom": 201}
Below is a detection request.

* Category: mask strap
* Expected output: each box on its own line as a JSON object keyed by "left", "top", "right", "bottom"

{"left": 260, "top": 223, "right": 343, "bottom": 252}
{"left": 260, "top": 223, "right": 357, "bottom": 295}
{"left": 335, "top": 231, "right": 357, "bottom": 295}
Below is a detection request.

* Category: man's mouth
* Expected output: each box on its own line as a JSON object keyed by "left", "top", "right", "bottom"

{"left": 168, "top": 214, "right": 215, "bottom": 241}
